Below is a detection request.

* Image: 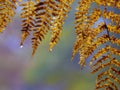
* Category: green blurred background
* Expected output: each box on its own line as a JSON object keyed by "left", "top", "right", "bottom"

{"left": 0, "top": 0, "right": 96, "bottom": 90}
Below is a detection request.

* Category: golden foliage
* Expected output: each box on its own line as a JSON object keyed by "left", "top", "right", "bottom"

{"left": 49, "top": 0, "right": 74, "bottom": 51}
{"left": 31, "top": 0, "right": 51, "bottom": 55}
{"left": 20, "top": 0, "right": 74, "bottom": 55}
{"left": 1, "top": 0, "right": 120, "bottom": 90}
{"left": 0, "top": 0, "right": 17, "bottom": 32}
{"left": 72, "top": 0, "right": 120, "bottom": 89}
{"left": 20, "top": 0, "right": 36, "bottom": 48}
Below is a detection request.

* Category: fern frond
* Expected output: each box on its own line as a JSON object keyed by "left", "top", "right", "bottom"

{"left": 92, "top": 61, "right": 111, "bottom": 74}
{"left": 97, "top": 71, "right": 108, "bottom": 79}
{"left": 90, "top": 23, "right": 120, "bottom": 89}
{"left": 20, "top": 0, "right": 36, "bottom": 48}
{"left": 112, "top": 59, "right": 120, "bottom": 67}
{"left": 92, "top": 55, "right": 109, "bottom": 68}
{"left": 0, "top": 0, "right": 17, "bottom": 32}
{"left": 31, "top": 0, "right": 51, "bottom": 55}
{"left": 31, "top": 0, "right": 74, "bottom": 54}
{"left": 108, "top": 24, "right": 120, "bottom": 34}
{"left": 49, "top": 0, "right": 74, "bottom": 51}
{"left": 1, "top": 0, "right": 120, "bottom": 89}
{"left": 91, "top": 46, "right": 110, "bottom": 63}
{"left": 72, "top": 0, "right": 120, "bottom": 89}
{"left": 96, "top": 81, "right": 118, "bottom": 90}
{"left": 102, "top": 9, "right": 120, "bottom": 24}
{"left": 111, "top": 67, "right": 120, "bottom": 76}
{"left": 72, "top": 0, "right": 93, "bottom": 66}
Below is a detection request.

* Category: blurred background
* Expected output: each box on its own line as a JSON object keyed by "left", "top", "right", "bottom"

{"left": 0, "top": 0, "right": 96, "bottom": 90}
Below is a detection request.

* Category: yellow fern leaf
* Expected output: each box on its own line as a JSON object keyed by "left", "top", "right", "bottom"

{"left": 72, "top": 0, "right": 120, "bottom": 89}
{"left": 72, "top": 0, "right": 93, "bottom": 67}
{"left": 31, "top": 0, "right": 51, "bottom": 55}
{"left": 0, "top": 0, "right": 16, "bottom": 32}
{"left": 20, "top": 0, "right": 36, "bottom": 47}
{"left": 49, "top": 0, "right": 74, "bottom": 51}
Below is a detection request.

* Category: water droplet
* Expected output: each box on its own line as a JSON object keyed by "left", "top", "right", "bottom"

{"left": 20, "top": 45, "right": 23, "bottom": 48}
{"left": 49, "top": 48, "right": 52, "bottom": 52}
